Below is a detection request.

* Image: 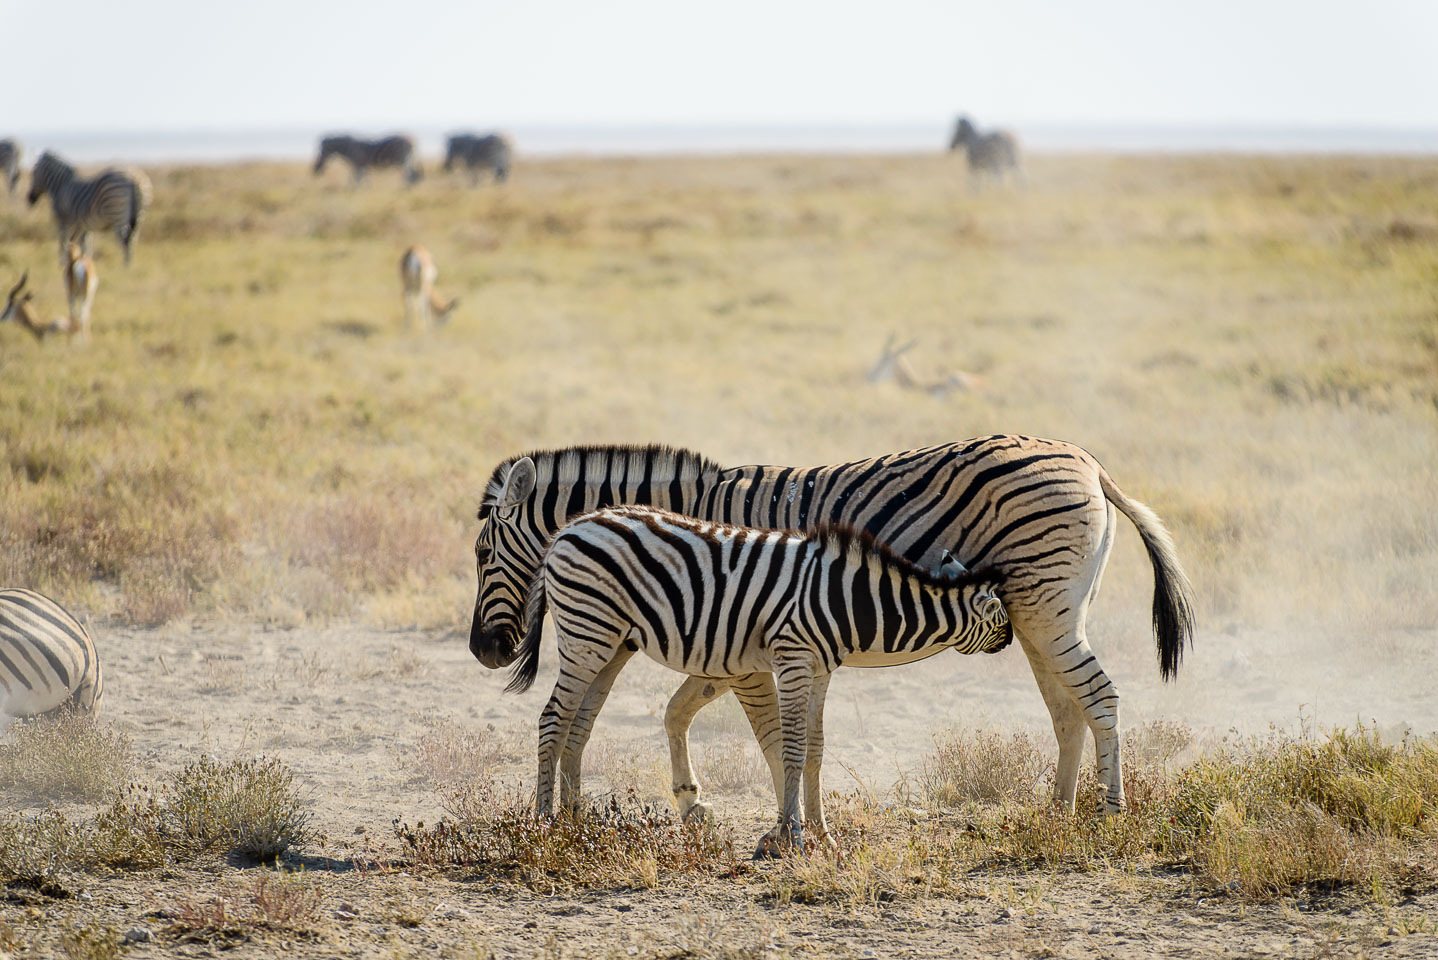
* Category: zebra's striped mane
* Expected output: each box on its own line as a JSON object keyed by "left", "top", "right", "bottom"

{"left": 809, "top": 522, "right": 998, "bottom": 590}
{"left": 33, "top": 152, "right": 74, "bottom": 187}
{"left": 478, "top": 443, "right": 726, "bottom": 518}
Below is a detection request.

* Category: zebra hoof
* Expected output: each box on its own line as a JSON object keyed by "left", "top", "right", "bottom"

{"left": 751, "top": 826, "right": 803, "bottom": 860}
{"left": 682, "top": 801, "right": 715, "bottom": 825}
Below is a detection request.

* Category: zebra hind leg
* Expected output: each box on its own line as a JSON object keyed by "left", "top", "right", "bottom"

{"left": 663, "top": 675, "right": 733, "bottom": 822}
{"left": 801, "top": 673, "right": 835, "bottom": 850}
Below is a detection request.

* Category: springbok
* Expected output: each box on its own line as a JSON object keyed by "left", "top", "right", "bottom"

{"left": 2, "top": 273, "right": 70, "bottom": 342}
{"left": 399, "top": 245, "right": 459, "bottom": 330}
{"left": 64, "top": 243, "right": 98, "bottom": 343}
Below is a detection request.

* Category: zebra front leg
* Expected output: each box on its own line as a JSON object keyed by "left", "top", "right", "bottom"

{"left": 801, "top": 673, "right": 835, "bottom": 850}
{"left": 754, "top": 655, "right": 813, "bottom": 859}
{"left": 663, "top": 675, "right": 732, "bottom": 822}
{"left": 557, "top": 645, "right": 636, "bottom": 814}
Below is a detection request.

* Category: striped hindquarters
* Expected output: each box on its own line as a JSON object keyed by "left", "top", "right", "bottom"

{"left": 56, "top": 170, "right": 146, "bottom": 245}
{"left": 0, "top": 588, "right": 103, "bottom": 717}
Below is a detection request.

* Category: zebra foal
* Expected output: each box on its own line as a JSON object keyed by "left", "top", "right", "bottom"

{"left": 444, "top": 133, "right": 512, "bottom": 185}
{"left": 28, "top": 152, "right": 150, "bottom": 265}
{"left": 314, "top": 134, "right": 421, "bottom": 186}
{"left": 0, "top": 589, "right": 104, "bottom": 720}
{"left": 507, "top": 505, "right": 1011, "bottom": 854}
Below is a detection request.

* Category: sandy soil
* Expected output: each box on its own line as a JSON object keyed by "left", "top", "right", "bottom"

{"left": 2, "top": 617, "right": 1436, "bottom": 958}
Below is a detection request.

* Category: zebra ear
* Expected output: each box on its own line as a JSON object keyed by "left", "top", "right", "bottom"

{"left": 980, "top": 594, "right": 1007, "bottom": 623}
{"left": 497, "top": 457, "right": 537, "bottom": 513}
{"left": 936, "top": 549, "right": 968, "bottom": 579}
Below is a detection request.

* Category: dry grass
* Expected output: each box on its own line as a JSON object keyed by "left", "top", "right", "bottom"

{"left": 166, "top": 754, "right": 315, "bottom": 861}
{"left": 164, "top": 871, "right": 326, "bottom": 944}
{"left": 1, "top": 154, "right": 1433, "bottom": 639}
{"left": 0, "top": 712, "right": 133, "bottom": 801}
{"left": 403, "top": 718, "right": 528, "bottom": 786}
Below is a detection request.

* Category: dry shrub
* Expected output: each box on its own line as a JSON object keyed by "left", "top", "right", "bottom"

{"left": 0, "top": 713, "right": 132, "bottom": 801}
{"left": 396, "top": 784, "right": 738, "bottom": 889}
{"left": 696, "top": 739, "right": 773, "bottom": 796}
{"left": 166, "top": 871, "right": 325, "bottom": 943}
{"left": 167, "top": 755, "right": 314, "bottom": 860}
{"left": 921, "top": 727, "right": 1049, "bottom": 807}
{"left": 0, "top": 810, "right": 88, "bottom": 894}
{"left": 60, "top": 924, "right": 122, "bottom": 960}
{"left": 406, "top": 720, "right": 527, "bottom": 787}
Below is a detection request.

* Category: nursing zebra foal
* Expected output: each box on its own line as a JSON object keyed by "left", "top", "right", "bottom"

{"left": 28, "top": 152, "right": 150, "bottom": 265}
{"left": 507, "top": 505, "right": 1011, "bottom": 854}
{"left": 444, "top": 133, "right": 512, "bottom": 185}
{"left": 470, "top": 438, "right": 1194, "bottom": 819}
{"left": 949, "top": 116, "right": 1021, "bottom": 185}
{"left": 0, "top": 588, "right": 104, "bottom": 720}
{"left": 0, "top": 139, "right": 20, "bottom": 194}
{"left": 314, "top": 134, "right": 421, "bottom": 185}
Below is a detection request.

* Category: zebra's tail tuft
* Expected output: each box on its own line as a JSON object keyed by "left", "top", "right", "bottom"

{"left": 505, "top": 568, "right": 547, "bottom": 694}
{"left": 1099, "top": 471, "right": 1196, "bottom": 682}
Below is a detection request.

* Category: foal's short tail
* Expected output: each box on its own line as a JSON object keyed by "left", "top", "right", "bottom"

{"left": 504, "top": 569, "right": 548, "bottom": 694}
{"left": 1099, "top": 470, "right": 1196, "bottom": 682}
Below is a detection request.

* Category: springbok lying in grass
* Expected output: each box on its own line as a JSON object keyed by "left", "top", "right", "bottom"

{"left": 400, "top": 245, "right": 459, "bottom": 330}
{"left": 2, "top": 273, "right": 70, "bottom": 341}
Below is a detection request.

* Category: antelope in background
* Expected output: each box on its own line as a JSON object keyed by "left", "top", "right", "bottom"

{"left": 65, "top": 243, "right": 98, "bottom": 343}
{"left": 2, "top": 273, "right": 71, "bottom": 342}
{"left": 400, "top": 245, "right": 459, "bottom": 330}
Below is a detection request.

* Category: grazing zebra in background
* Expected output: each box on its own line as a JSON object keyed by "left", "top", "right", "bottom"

{"left": 314, "top": 134, "right": 421, "bottom": 185}
{"left": 507, "top": 505, "right": 1012, "bottom": 854}
{"left": 0, "top": 139, "right": 20, "bottom": 195}
{"left": 65, "top": 243, "right": 99, "bottom": 344}
{"left": 471, "top": 437, "right": 1194, "bottom": 820}
{"left": 443, "top": 133, "right": 512, "bottom": 185}
{"left": 399, "top": 245, "right": 459, "bottom": 329}
{"left": 0, "top": 588, "right": 103, "bottom": 719}
{"left": 949, "top": 116, "right": 1022, "bottom": 184}
{"left": 27, "top": 152, "right": 150, "bottom": 265}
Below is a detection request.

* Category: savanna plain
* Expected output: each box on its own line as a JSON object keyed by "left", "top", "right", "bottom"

{"left": 0, "top": 151, "right": 1436, "bottom": 959}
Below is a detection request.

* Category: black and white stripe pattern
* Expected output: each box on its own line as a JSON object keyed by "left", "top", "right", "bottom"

{"left": 27, "top": 152, "right": 149, "bottom": 265}
{"left": 949, "top": 116, "right": 1021, "bottom": 183}
{"left": 0, "top": 589, "right": 103, "bottom": 719}
{"left": 470, "top": 437, "right": 1194, "bottom": 816}
{"left": 313, "top": 134, "right": 421, "bottom": 185}
{"left": 0, "top": 139, "right": 20, "bottom": 195}
{"left": 443, "top": 133, "right": 512, "bottom": 185}
{"left": 507, "top": 505, "right": 1011, "bottom": 852}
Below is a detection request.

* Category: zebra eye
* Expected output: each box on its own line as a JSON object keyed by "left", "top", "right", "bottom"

{"left": 475, "top": 544, "right": 492, "bottom": 563}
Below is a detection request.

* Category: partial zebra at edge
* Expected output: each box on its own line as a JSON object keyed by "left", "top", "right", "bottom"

{"left": 0, "top": 588, "right": 104, "bottom": 719}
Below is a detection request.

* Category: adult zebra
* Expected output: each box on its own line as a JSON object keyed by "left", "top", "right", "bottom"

{"left": 508, "top": 505, "right": 1012, "bottom": 854}
{"left": 0, "top": 139, "right": 20, "bottom": 195}
{"left": 27, "top": 152, "right": 151, "bottom": 265}
{"left": 470, "top": 437, "right": 1194, "bottom": 817}
{"left": 443, "top": 133, "right": 512, "bottom": 185}
{"left": 0, "top": 588, "right": 104, "bottom": 719}
{"left": 314, "top": 134, "right": 421, "bottom": 185}
{"left": 949, "top": 116, "right": 1021, "bottom": 184}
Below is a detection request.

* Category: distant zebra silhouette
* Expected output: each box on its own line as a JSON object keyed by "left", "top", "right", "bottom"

{"left": 949, "top": 116, "right": 1021, "bottom": 185}
{"left": 0, "top": 140, "right": 20, "bottom": 195}
{"left": 444, "top": 133, "right": 512, "bottom": 185}
{"left": 314, "top": 134, "right": 421, "bottom": 185}
{"left": 27, "top": 152, "right": 150, "bottom": 265}
{"left": 0, "top": 588, "right": 103, "bottom": 719}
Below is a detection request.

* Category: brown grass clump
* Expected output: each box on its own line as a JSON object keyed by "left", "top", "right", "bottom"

{"left": 167, "top": 755, "right": 314, "bottom": 861}
{"left": 59, "top": 924, "right": 123, "bottom": 960}
{"left": 404, "top": 719, "right": 528, "bottom": 787}
{"left": 165, "top": 871, "right": 326, "bottom": 944}
{"left": 0, "top": 713, "right": 133, "bottom": 801}
{"left": 397, "top": 783, "right": 739, "bottom": 890}
{"left": 921, "top": 727, "right": 1049, "bottom": 807}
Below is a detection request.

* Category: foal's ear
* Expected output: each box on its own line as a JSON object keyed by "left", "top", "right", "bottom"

{"left": 935, "top": 549, "right": 968, "bottom": 579}
{"left": 496, "top": 456, "right": 536, "bottom": 513}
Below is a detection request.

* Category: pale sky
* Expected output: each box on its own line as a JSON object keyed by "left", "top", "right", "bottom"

{"left": 9, "top": 0, "right": 1438, "bottom": 132}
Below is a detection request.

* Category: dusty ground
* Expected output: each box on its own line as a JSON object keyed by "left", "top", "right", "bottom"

{"left": 3, "top": 617, "right": 1435, "bottom": 959}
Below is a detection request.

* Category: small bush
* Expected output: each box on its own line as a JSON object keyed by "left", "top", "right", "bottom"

{"left": 922, "top": 728, "right": 1049, "bottom": 807}
{"left": 166, "top": 871, "right": 325, "bottom": 943}
{"left": 168, "top": 755, "right": 314, "bottom": 860}
{"left": 60, "top": 924, "right": 122, "bottom": 960}
{"left": 0, "top": 713, "right": 132, "bottom": 801}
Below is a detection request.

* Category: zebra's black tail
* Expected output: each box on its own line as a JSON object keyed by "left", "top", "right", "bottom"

{"left": 505, "top": 569, "right": 548, "bottom": 694}
{"left": 1099, "top": 471, "right": 1196, "bottom": 682}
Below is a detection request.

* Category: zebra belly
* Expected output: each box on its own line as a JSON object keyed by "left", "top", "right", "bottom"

{"left": 2, "top": 678, "right": 72, "bottom": 718}
{"left": 840, "top": 645, "right": 952, "bottom": 669}
{"left": 629, "top": 630, "right": 773, "bottom": 679}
